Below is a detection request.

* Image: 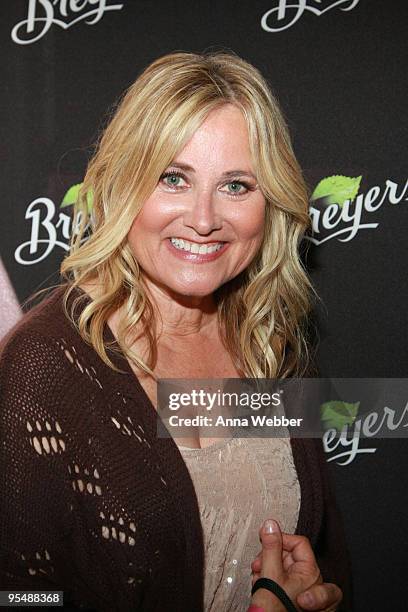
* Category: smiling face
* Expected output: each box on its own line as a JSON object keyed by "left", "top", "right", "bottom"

{"left": 127, "top": 104, "right": 266, "bottom": 299}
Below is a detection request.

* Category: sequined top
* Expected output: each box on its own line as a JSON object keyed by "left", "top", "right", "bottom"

{"left": 179, "top": 436, "right": 301, "bottom": 611}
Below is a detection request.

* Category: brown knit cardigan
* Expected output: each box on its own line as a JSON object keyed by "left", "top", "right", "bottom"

{"left": 0, "top": 287, "right": 352, "bottom": 611}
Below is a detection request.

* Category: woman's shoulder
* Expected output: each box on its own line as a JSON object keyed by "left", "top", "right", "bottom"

{"left": 0, "top": 284, "right": 93, "bottom": 377}
{"left": 0, "top": 284, "right": 112, "bottom": 422}
{"left": 0, "top": 285, "right": 70, "bottom": 353}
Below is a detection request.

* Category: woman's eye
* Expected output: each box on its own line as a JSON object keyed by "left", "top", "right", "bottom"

{"left": 221, "top": 181, "right": 249, "bottom": 196}
{"left": 161, "top": 172, "right": 188, "bottom": 189}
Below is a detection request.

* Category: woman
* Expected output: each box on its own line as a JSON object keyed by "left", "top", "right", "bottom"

{"left": 0, "top": 52, "right": 351, "bottom": 611}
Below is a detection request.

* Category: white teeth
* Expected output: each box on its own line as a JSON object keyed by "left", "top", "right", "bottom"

{"left": 170, "top": 238, "right": 224, "bottom": 254}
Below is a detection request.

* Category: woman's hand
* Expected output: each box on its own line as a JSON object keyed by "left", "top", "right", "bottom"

{"left": 249, "top": 519, "right": 342, "bottom": 612}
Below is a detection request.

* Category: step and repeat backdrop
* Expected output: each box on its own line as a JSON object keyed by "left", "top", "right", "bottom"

{"left": 1, "top": 1, "right": 407, "bottom": 609}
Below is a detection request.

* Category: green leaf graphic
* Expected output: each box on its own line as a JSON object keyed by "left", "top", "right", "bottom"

{"left": 61, "top": 183, "right": 93, "bottom": 213}
{"left": 320, "top": 400, "right": 360, "bottom": 432}
{"left": 311, "top": 175, "right": 362, "bottom": 208}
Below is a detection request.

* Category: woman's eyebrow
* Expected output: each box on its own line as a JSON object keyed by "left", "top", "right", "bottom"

{"left": 221, "top": 170, "right": 257, "bottom": 180}
{"left": 168, "top": 162, "right": 257, "bottom": 180}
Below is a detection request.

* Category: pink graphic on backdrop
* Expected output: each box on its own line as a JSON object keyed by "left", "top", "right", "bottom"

{"left": 0, "top": 258, "right": 21, "bottom": 340}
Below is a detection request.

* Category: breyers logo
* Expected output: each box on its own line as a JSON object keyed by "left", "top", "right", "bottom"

{"left": 307, "top": 175, "right": 408, "bottom": 245}
{"left": 14, "top": 184, "right": 91, "bottom": 265}
{"left": 261, "top": 0, "right": 360, "bottom": 33}
{"left": 321, "top": 397, "right": 408, "bottom": 466}
{"left": 11, "top": 0, "right": 124, "bottom": 45}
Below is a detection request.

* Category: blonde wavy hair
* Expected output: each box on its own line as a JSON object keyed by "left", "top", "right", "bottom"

{"left": 61, "top": 50, "right": 314, "bottom": 379}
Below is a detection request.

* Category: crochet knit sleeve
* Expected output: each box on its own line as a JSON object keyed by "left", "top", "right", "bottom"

{"left": 0, "top": 325, "right": 158, "bottom": 612}
{"left": 0, "top": 329, "right": 76, "bottom": 592}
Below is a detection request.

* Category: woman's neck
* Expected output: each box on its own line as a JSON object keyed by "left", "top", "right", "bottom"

{"left": 143, "top": 277, "right": 219, "bottom": 340}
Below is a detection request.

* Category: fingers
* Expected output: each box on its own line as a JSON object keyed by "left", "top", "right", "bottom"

{"left": 282, "top": 550, "right": 295, "bottom": 572}
{"left": 252, "top": 524, "right": 323, "bottom": 596}
{"left": 280, "top": 533, "right": 318, "bottom": 566}
{"left": 252, "top": 546, "right": 293, "bottom": 574}
{"left": 258, "top": 530, "right": 318, "bottom": 562}
{"left": 296, "top": 582, "right": 343, "bottom": 611}
{"left": 259, "top": 519, "right": 283, "bottom": 579}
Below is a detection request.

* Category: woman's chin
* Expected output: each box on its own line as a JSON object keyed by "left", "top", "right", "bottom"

{"left": 159, "top": 279, "right": 223, "bottom": 300}
{"left": 170, "top": 284, "right": 219, "bottom": 299}
{"left": 141, "top": 270, "right": 229, "bottom": 301}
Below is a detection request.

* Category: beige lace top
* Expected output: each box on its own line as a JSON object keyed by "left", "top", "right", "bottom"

{"left": 178, "top": 436, "right": 301, "bottom": 612}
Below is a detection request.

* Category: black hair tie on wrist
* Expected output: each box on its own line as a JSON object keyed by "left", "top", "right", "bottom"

{"left": 251, "top": 577, "right": 298, "bottom": 612}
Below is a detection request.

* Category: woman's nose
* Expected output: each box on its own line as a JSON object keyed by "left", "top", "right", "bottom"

{"left": 183, "top": 190, "right": 222, "bottom": 235}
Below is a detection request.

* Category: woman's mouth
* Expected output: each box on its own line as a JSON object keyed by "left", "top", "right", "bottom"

{"left": 167, "top": 237, "right": 229, "bottom": 262}
{"left": 170, "top": 238, "right": 224, "bottom": 254}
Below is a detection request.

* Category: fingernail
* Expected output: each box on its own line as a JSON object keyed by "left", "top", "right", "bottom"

{"left": 302, "top": 592, "right": 314, "bottom": 606}
{"left": 263, "top": 519, "right": 277, "bottom": 534}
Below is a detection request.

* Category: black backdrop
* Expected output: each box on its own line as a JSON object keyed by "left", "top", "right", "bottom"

{"left": 1, "top": 1, "right": 408, "bottom": 609}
